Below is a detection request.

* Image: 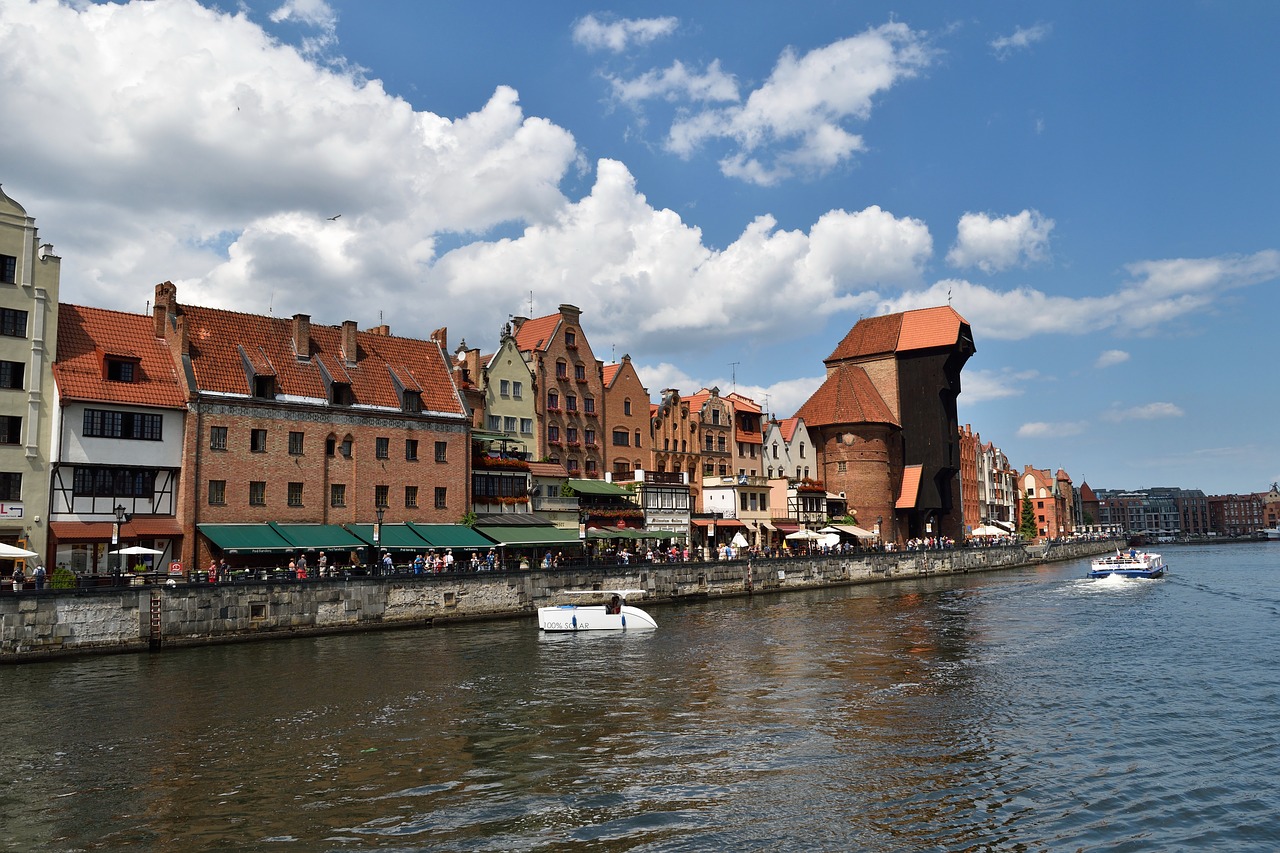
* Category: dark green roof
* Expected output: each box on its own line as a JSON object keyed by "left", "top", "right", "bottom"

{"left": 567, "top": 479, "right": 632, "bottom": 496}
{"left": 198, "top": 524, "right": 294, "bottom": 553}
{"left": 473, "top": 524, "right": 582, "bottom": 546}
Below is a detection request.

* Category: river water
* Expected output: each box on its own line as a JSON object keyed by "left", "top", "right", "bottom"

{"left": 3, "top": 543, "right": 1279, "bottom": 851}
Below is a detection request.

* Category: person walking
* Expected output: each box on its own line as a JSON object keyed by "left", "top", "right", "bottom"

{"left": 32, "top": 563, "right": 46, "bottom": 590}
{"left": 10, "top": 564, "right": 25, "bottom": 592}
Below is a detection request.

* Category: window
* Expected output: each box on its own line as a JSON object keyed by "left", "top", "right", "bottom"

{"left": 566, "top": 395, "right": 577, "bottom": 412}
{"left": 208, "top": 480, "right": 226, "bottom": 505}
{"left": 288, "top": 431, "right": 304, "bottom": 455}
{"left": 287, "top": 482, "right": 303, "bottom": 507}
{"left": 717, "top": 436, "right": 726, "bottom": 452}
{"left": 487, "top": 414, "right": 501, "bottom": 431}
{"left": 741, "top": 493, "right": 748, "bottom": 511}
{"left": 84, "top": 410, "right": 163, "bottom": 441}
{"left": 512, "top": 380, "right": 523, "bottom": 399}
{"left": 331, "top": 383, "right": 353, "bottom": 405}
{"left": 210, "top": 426, "right": 228, "bottom": 451}
{"left": 585, "top": 459, "right": 597, "bottom": 476}
{"left": 73, "top": 468, "right": 154, "bottom": 497}
{"left": 0, "top": 308, "right": 27, "bottom": 338}
{"left": 705, "top": 435, "right": 713, "bottom": 452}
{"left": 556, "top": 360, "right": 568, "bottom": 379}
{"left": 375, "top": 437, "right": 390, "bottom": 459}
{"left": 800, "top": 442, "right": 806, "bottom": 458}
{"left": 567, "top": 459, "right": 579, "bottom": 473}
{"left": 0, "top": 361, "right": 23, "bottom": 390}
{"left": 584, "top": 428, "right": 595, "bottom": 446}
{"left": 375, "top": 485, "right": 389, "bottom": 508}
{"left": 249, "top": 481, "right": 266, "bottom": 506}
{"left": 500, "top": 379, "right": 510, "bottom": 397}
{"left": 250, "top": 429, "right": 267, "bottom": 453}
{"left": 711, "top": 409, "right": 721, "bottom": 425}
{"left": 772, "top": 443, "right": 779, "bottom": 459}
{"left": 402, "top": 391, "right": 422, "bottom": 413}
{"left": 520, "top": 418, "right": 533, "bottom": 435}
{"left": 704, "top": 463, "right": 714, "bottom": 475}
{"left": 574, "top": 363, "right": 586, "bottom": 381}
{"left": 405, "top": 485, "right": 418, "bottom": 508}
{"left": 406, "top": 439, "right": 419, "bottom": 461}
{"left": 0, "top": 254, "right": 15, "bottom": 284}
{"left": 435, "top": 441, "right": 448, "bottom": 462}
{"left": 105, "top": 358, "right": 137, "bottom": 382}
{"left": 548, "top": 391, "right": 559, "bottom": 410}
{"left": 837, "top": 461, "right": 847, "bottom": 473}
{"left": 565, "top": 330, "right": 576, "bottom": 348}
{"left": 434, "top": 486, "right": 447, "bottom": 509}
{"left": 0, "top": 416, "right": 19, "bottom": 445}
{"left": 330, "top": 484, "right": 346, "bottom": 507}
{"left": 635, "top": 430, "right": 641, "bottom": 447}
{"left": 624, "top": 399, "right": 632, "bottom": 416}
{"left": 253, "top": 375, "right": 275, "bottom": 399}
{"left": 612, "top": 429, "right": 629, "bottom": 447}
{"left": 504, "top": 416, "right": 517, "bottom": 433}
{"left": 548, "top": 425, "right": 561, "bottom": 442}
{"left": 0, "top": 472, "right": 19, "bottom": 501}
{"left": 584, "top": 396, "right": 595, "bottom": 414}
{"left": 566, "top": 426, "right": 578, "bottom": 443}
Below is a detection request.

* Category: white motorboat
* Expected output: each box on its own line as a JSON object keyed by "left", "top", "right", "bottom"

{"left": 1089, "top": 549, "right": 1167, "bottom": 579}
{"left": 1260, "top": 527, "right": 1280, "bottom": 541}
{"left": 537, "top": 589, "right": 657, "bottom": 632}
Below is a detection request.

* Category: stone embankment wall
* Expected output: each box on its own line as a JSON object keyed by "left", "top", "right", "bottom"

{"left": 1, "top": 540, "right": 1116, "bottom": 662}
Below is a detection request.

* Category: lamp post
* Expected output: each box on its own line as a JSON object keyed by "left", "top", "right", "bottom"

{"left": 373, "top": 505, "right": 385, "bottom": 575}
{"left": 875, "top": 515, "right": 882, "bottom": 550}
{"left": 111, "top": 504, "right": 126, "bottom": 585}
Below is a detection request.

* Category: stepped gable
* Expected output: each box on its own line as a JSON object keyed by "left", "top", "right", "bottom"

{"left": 178, "top": 304, "right": 464, "bottom": 414}
{"left": 794, "top": 364, "right": 898, "bottom": 428}
{"left": 54, "top": 304, "right": 187, "bottom": 407}
{"left": 826, "top": 305, "right": 970, "bottom": 362}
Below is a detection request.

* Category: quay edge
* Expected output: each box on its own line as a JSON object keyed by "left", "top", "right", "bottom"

{"left": 2, "top": 540, "right": 1119, "bottom": 663}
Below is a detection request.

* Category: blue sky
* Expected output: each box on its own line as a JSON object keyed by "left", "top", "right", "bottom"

{"left": 1, "top": 0, "right": 1277, "bottom": 494}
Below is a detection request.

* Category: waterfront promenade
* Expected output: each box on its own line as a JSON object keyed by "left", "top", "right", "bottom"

{"left": 1, "top": 539, "right": 1118, "bottom": 662}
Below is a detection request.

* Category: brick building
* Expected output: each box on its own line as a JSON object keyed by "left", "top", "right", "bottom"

{"left": 1021, "top": 466, "right": 1075, "bottom": 540}
{"left": 958, "top": 424, "right": 979, "bottom": 533}
{"left": 602, "top": 355, "right": 648, "bottom": 479}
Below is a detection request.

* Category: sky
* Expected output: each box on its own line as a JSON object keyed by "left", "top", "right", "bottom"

{"left": 1, "top": 0, "right": 1278, "bottom": 496}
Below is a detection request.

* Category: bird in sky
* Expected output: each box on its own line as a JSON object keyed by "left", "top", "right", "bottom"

{"left": 326, "top": 214, "right": 341, "bottom": 221}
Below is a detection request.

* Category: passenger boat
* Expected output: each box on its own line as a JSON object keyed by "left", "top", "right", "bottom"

{"left": 1088, "top": 549, "right": 1167, "bottom": 579}
{"left": 537, "top": 589, "right": 657, "bottom": 632}
{"left": 1260, "top": 526, "right": 1280, "bottom": 541}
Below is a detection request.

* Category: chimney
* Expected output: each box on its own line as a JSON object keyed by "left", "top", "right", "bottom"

{"left": 430, "top": 326, "right": 448, "bottom": 353}
{"left": 341, "top": 320, "right": 358, "bottom": 367}
{"left": 153, "top": 304, "right": 167, "bottom": 339}
{"left": 510, "top": 316, "right": 527, "bottom": 336}
{"left": 559, "top": 303, "right": 582, "bottom": 324}
{"left": 292, "top": 313, "right": 311, "bottom": 360}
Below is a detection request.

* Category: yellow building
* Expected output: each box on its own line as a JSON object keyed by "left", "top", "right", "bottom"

{"left": 0, "top": 186, "right": 60, "bottom": 564}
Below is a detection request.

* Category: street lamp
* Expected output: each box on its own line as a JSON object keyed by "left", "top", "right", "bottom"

{"left": 112, "top": 504, "right": 126, "bottom": 584}
{"left": 373, "top": 505, "right": 385, "bottom": 575}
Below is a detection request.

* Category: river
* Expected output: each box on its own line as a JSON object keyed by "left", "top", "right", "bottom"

{"left": 2, "top": 543, "right": 1278, "bottom": 851}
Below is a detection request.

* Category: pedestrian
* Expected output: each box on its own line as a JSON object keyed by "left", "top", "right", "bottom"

{"left": 412, "top": 552, "right": 424, "bottom": 575}
{"left": 381, "top": 550, "right": 393, "bottom": 574}
{"left": 444, "top": 549, "right": 454, "bottom": 571}
{"left": 32, "top": 563, "right": 46, "bottom": 590}
{"left": 11, "top": 564, "right": 25, "bottom": 591}
{"left": 318, "top": 552, "right": 328, "bottom": 577}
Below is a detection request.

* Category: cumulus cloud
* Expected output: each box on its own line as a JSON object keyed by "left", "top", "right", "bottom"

{"left": 269, "top": 0, "right": 338, "bottom": 54}
{"left": 990, "top": 23, "right": 1052, "bottom": 59}
{"left": 947, "top": 209, "right": 1054, "bottom": 273}
{"left": 1095, "top": 349, "right": 1129, "bottom": 368}
{"left": 572, "top": 14, "right": 678, "bottom": 53}
{"left": 1102, "top": 402, "right": 1184, "bottom": 422}
{"left": 666, "top": 22, "right": 934, "bottom": 185}
{"left": 961, "top": 368, "right": 1041, "bottom": 403}
{"left": 1017, "top": 421, "right": 1086, "bottom": 438}
{"left": 607, "top": 60, "right": 739, "bottom": 105}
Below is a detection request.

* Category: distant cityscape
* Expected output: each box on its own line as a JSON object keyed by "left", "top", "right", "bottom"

{"left": 2, "top": 185, "right": 1276, "bottom": 579}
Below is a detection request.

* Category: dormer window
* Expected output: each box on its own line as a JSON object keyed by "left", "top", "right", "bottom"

{"left": 253, "top": 375, "right": 276, "bottom": 399}
{"left": 104, "top": 357, "right": 139, "bottom": 383}
{"left": 402, "top": 390, "right": 422, "bottom": 413}
{"left": 331, "top": 383, "right": 353, "bottom": 405}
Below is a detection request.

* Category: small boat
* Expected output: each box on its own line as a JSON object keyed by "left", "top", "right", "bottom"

{"left": 537, "top": 589, "right": 657, "bottom": 632}
{"left": 1260, "top": 527, "right": 1280, "bottom": 541}
{"left": 1089, "top": 549, "right": 1167, "bottom": 579}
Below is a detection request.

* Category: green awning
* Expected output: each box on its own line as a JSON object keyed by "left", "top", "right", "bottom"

{"left": 198, "top": 524, "right": 295, "bottom": 554}
{"left": 271, "top": 524, "right": 368, "bottom": 551}
{"left": 408, "top": 523, "right": 497, "bottom": 549}
{"left": 568, "top": 479, "right": 632, "bottom": 496}
{"left": 345, "top": 523, "right": 434, "bottom": 552}
{"left": 471, "top": 430, "right": 514, "bottom": 443}
{"left": 473, "top": 524, "right": 582, "bottom": 547}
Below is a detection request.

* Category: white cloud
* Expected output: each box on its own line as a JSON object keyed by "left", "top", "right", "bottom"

{"left": 961, "top": 368, "right": 1041, "bottom": 403}
{"left": 607, "top": 60, "right": 739, "bottom": 105}
{"left": 947, "top": 209, "right": 1054, "bottom": 273}
{"left": 1095, "top": 349, "right": 1130, "bottom": 368}
{"left": 1102, "top": 402, "right": 1184, "bottom": 422}
{"left": 1017, "top": 421, "right": 1086, "bottom": 438}
{"left": 572, "top": 14, "right": 678, "bottom": 53}
{"left": 667, "top": 22, "right": 934, "bottom": 185}
{"left": 269, "top": 0, "right": 338, "bottom": 54}
{"left": 633, "top": 363, "right": 824, "bottom": 418}
{"left": 990, "top": 23, "right": 1052, "bottom": 59}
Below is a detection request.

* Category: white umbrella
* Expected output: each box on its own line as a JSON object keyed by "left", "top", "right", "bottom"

{"left": 110, "top": 545, "right": 164, "bottom": 555}
{"left": 0, "top": 542, "right": 37, "bottom": 558}
{"left": 970, "top": 525, "right": 1007, "bottom": 537}
{"left": 730, "top": 531, "right": 749, "bottom": 548}
{"left": 784, "top": 529, "right": 823, "bottom": 540}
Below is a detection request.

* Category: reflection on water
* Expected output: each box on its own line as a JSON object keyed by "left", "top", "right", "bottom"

{"left": 3, "top": 544, "right": 1280, "bottom": 850}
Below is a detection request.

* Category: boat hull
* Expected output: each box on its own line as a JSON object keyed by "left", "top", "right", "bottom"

{"left": 537, "top": 604, "right": 657, "bottom": 632}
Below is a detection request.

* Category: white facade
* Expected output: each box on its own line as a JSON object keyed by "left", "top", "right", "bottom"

{"left": 763, "top": 417, "right": 815, "bottom": 483}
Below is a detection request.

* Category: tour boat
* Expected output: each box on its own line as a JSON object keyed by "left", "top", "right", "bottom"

{"left": 1260, "top": 526, "right": 1280, "bottom": 541}
{"left": 537, "top": 589, "right": 657, "bottom": 632}
{"left": 1088, "top": 549, "right": 1167, "bottom": 579}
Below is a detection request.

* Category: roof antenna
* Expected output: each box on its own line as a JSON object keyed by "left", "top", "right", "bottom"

{"left": 729, "top": 361, "right": 740, "bottom": 391}
{"left": 948, "top": 285, "right": 953, "bottom": 306}
{"left": 529, "top": 290, "right": 534, "bottom": 316}
{"left": 267, "top": 289, "right": 274, "bottom": 316}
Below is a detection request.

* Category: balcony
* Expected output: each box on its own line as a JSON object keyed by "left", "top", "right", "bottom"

{"left": 532, "top": 495, "right": 579, "bottom": 513}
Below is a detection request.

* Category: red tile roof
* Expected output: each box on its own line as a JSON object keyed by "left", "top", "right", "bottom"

{"left": 827, "top": 306, "right": 970, "bottom": 361}
{"left": 602, "top": 364, "right": 621, "bottom": 387}
{"left": 794, "top": 365, "right": 898, "bottom": 428}
{"left": 178, "top": 305, "right": 464, "bottom": 415}
{"left": 777, "top": 416, "right": 801, "bottom": 443}
{"left": 528, "top": 461, "right": 570, "bottom": 478}
{"left": 897, "top": 464, "right": 923, "bottom": 509}
{"left": 513, "top": 314, "right": 562, "bottom": 353}
{"left": 54, "top": 305, "right": 188, "bottom": 408}
{"left": 725, "top": 392, "right": 761, "bottom": 414}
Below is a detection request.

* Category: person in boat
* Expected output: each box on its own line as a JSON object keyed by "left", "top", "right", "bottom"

{"left": 607, "top": 594, "right": 622, "bottom": 615}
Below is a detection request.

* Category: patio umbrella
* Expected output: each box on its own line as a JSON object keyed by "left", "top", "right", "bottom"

{"left": 110, "top": 545, "right": 165, "bottom": 555}
{"left": 784, "top": 529, "right": 823, "bottom": 540}
{"left": 730, "top": 531, "right": 749, "bottom": 548}
{"left": 0, "top": 542, "right": 38, "bottom": 558}
{"left": 970, "top": 525, "right": 1007, "bottom": 537}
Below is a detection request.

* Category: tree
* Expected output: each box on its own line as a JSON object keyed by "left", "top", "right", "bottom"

{"left": 1019, "top": 494, "right": 1038, "bottom": 539}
